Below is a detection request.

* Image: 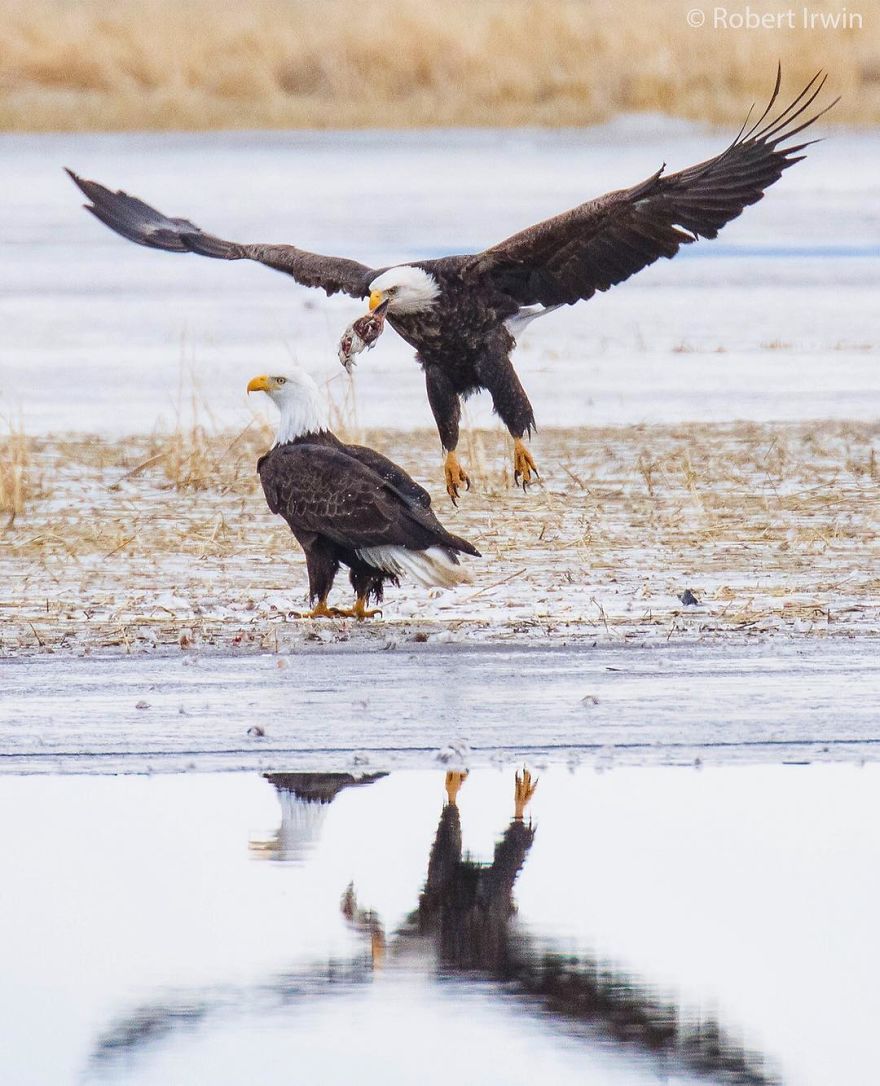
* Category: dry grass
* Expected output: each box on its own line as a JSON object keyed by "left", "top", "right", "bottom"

{"left": 1, "top": 0, "right": 877, "bottom": 131}
{"left": 0, "top": 423, "right": 41, "bottom": 528}
{"left": 2, "top": 419, "right": 879, "bottom": 655}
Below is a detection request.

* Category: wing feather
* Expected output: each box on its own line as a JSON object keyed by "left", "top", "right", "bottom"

{"left": 341, "top": 443, "right": 433, "bottom": 509}
{"left": 472, "top": 68, "right": 837, "bottom": 307}
{"left": 65, "top": 169, "right": 376, "bottom": 300}
{"left": 258, "top": 444, "right": 479, "bottom": 556}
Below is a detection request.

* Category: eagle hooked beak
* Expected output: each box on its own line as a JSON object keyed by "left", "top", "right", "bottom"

{"left": 368, "top": 290, "right": 384, "bottom": 312}
{"left": 247, "top": 374, "right": 270, "bottom": 394}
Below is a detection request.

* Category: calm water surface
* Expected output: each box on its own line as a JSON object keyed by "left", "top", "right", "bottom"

{"left": 1, "top": 764, "right": 878, "bottom": 1085}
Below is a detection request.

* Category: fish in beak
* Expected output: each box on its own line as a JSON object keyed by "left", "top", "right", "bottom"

{"left": 338, "top": 299, "right": 389, "bottom": 372}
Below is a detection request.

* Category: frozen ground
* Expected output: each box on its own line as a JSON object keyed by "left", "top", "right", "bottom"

{"left": 3, "top": 421, "right": 879, "bottom": 657}
{"left": 0, "top": 123, "right": 878, "bottom": 435}
{"left": 3, "top": 641, "right": 880, "bottom": 774}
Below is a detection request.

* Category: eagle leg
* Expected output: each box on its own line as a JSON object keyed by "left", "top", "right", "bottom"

{"left": 444, "top": 770, "right": 468, "bottom": 807}
{"left": 514, "top": 767, "right": 538, "bottom": 821}
{"left": 336, "top": 596, "right": 383, "bottom": 621}
{"left": 513, "top": 439, "right": 539, "bottom": 490}
{"left": 444, "top": 450, "right": 471, "bottom": 504}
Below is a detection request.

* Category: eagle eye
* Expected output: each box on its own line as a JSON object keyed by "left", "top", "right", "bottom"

{"left": 275, "top": 376, "right": 287, "bottom": 385}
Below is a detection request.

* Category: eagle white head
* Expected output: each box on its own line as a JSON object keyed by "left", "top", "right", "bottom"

{"left": 368, "top": 265, "right": 440, "bottom": 315}
{"left": 246, "top": 368, "right": 329, "bottom": 445}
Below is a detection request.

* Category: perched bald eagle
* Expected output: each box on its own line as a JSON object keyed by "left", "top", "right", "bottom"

{"left": 246, "top": 370, "right": 480, "bottom": 619}
{"left": 68, "top": 68, "right": 835, "bottom": 500}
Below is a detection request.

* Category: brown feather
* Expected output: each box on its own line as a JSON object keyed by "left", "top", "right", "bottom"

{"left": 474, "top": 70, "right": 837, "bottom": 307}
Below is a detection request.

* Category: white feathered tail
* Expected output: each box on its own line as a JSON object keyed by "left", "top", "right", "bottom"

{"left": 355, "top": 545, "right": 473, "bottom": 588}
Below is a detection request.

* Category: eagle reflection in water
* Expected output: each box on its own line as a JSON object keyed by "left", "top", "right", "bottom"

{"left": 90, "top": 771, "right": 777, "bottom": 1085}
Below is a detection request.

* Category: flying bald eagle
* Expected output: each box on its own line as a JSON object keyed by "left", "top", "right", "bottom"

{"left": 246, "top": 369, "right": 480, "bottom": 618}
{"left": 68, "top": 68, "right": 835, "bottom": 500}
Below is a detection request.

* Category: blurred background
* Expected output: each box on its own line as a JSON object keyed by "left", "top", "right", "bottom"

{"left": 1, "top": 0, "right": 878, "bottom": 131}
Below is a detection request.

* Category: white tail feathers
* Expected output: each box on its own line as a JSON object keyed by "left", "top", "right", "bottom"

{"left": 355, "top": 545, "right": 473, "bottom": 588}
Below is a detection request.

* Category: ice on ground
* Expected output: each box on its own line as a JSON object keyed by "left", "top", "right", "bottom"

{"left": 2, "top": 641, "right": 880, "bottom": 774}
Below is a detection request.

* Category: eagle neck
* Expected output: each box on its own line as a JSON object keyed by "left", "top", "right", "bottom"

{"left": 273, "top": 388, "right": 329, "bottom": 447}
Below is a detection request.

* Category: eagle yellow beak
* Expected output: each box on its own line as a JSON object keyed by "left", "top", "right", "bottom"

{"left": 368, "top": 290, "right": 383, "bottom": 312}
{"left": 247, "top": 374, "right": 271, "bottom": 394}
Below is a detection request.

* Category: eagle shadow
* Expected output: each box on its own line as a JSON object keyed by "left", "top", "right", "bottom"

{"left": 88, "top": 770, "right": 779, "bottom": 1085}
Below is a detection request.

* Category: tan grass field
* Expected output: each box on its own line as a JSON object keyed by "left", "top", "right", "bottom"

{"left": 2, "top": 419, "right": 879, "bottom": 655}
{"left": 1, "top": 0, "right": 877, "bottom": 131}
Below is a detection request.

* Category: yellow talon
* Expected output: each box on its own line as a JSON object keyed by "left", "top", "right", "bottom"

{"left": 514, "top": 767, "right": 538, "bottom": 820}
{"left": 444, "top": 450, "right": 471, "bottom": 504}
{"left": 337, "top": 596, "right": 383, "bottom": 621}
{"left": 513, "top": 438, "right": 539, "bottom": 489}
{"left": 294, "top": 598, "right": 346, "bottom": 619}
{"left": 445, "top": 769, "right": 469, "bottom": 806}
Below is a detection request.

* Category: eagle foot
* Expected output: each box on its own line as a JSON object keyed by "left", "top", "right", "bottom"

{"left": 514, "top": 767, "right": 538, "bottom": 820}
{"left": 443, "top": 449, "right": 469, "bottom": 503}
{"left": 337, "top": 597, "right": 383, "bottom": 621}
{"left": 295, "top": 600, "right": 348, "bottom": 620}
{"left": 445, "top": 770, "right": 469, "bottom": 806}
{"left": 513, "top": 439, "right": 539, "bottom": 490}
{"left": 444, "top": 451, "right": 471, "bottom": 504}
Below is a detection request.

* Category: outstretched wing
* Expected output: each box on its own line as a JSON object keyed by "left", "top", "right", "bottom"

{"left": 259, "top": 444, "right": 479, "bottom": 555}
{"left": 65, "top": 169, "right": 376, "bottom": 300}
{"left": 470, "top": 69, "right": 837, "bottom": 307}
